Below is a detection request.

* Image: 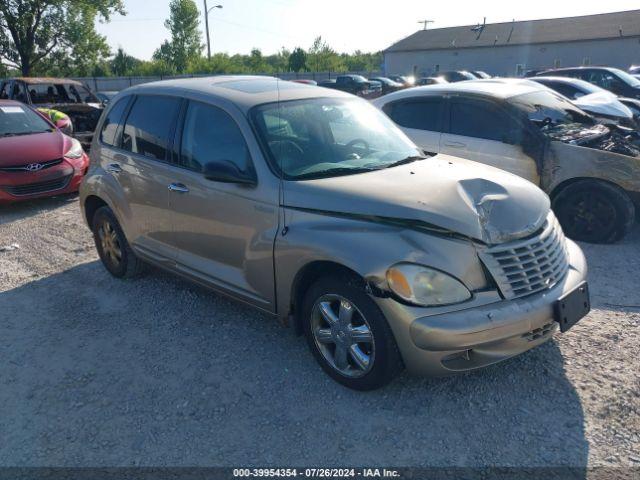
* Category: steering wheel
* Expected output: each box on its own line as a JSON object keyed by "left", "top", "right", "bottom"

{"left": 346, "top": 138, "right": 371, "bottom": 156}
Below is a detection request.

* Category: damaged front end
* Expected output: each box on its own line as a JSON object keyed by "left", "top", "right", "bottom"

{"left": 543, "top": 123, "right": 640, "bottom": 158}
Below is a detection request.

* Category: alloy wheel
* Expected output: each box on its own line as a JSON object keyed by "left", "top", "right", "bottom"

{"left": 97, "top": 219, "right": 122, "bottom": 267}
{"left": 310, "top": 294, "right": 375, "bottom": 378}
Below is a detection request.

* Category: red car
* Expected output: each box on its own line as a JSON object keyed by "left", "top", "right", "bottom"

{"left": 0, "top": 100, "right": 89, "bottom": 204}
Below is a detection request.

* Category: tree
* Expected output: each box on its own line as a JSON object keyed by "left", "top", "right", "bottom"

{"left": 307, "top": 36, "right": 345, "bottom": 72}
{"left": 0, "top": 0, "right": 124, "bottom": 76}
{"left": 111, "top": 47, "right": 140, "bottom": 76}
{"left": 265, "top": 47, "right": 290, "bottom": 73}
{"left": 288, "top": 47, "right": 306, "bottom": 72}
{"left": 342, "top": 50, "right": 382, "bottom": 72}
{"left": 154, "top": 0, "right": 202, "bottom": 74}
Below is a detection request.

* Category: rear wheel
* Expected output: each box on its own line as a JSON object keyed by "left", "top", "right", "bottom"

{"left": 552, "top": 180, "right": 635, "bottom": 244}
{"left": 91, "top": 206, "right": 144, "bottom": 278}
{"left": 301, "top": 276, "right": 403, "bottom": 390}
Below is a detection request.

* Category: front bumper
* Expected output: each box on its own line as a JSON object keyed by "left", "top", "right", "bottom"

{"left": 0, "top": 154, "right": 89, "bottom": 204}
{"left": 375, "top": 239, "right": 588, "bottom": 376}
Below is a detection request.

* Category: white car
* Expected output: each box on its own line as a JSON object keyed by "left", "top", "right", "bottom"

{"left": 530, "top": 76, "right": 637, "bottom": 127}
{"left": 373, "top": 79, "right": 640, "bottom": 243}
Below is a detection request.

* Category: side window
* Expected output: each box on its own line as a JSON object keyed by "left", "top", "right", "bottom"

{"left": 549, "top": 83, "right": 581, "bottom": 99}
{"left": 0, "top": 83, "right": 8, "bottom": 100}
{"left": 450, "top": 98, "right": 518, "bottom": 143}
{"left": 385, "top": 98, "right": 443, "bottom": 132}
{"left": 100, "top": 97, "right": 130, "bottom": 146}
{"left": 12, "top": 83, "right": 27, "bottom": 102}
{"left": 121, "top": 95, "right": 181, "bottom": 160}
{"left": 180, "top": 101, "right": 252, "bottom": 174}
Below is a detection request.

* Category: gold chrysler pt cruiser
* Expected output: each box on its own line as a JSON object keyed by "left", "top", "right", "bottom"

{"left": 80, "top": 76, "right": 590, "bottom": 390}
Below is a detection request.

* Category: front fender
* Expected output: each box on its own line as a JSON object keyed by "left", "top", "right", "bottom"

{"left": 544, "top": 141, "right": 640, "bottom": 194}
{"left": 275, "top": 208, "right": 489, "bottom": 319}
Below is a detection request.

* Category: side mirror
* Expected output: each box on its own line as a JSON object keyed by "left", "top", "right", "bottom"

{"left": 203, "top": 160, "right": 257, "bottom": 186}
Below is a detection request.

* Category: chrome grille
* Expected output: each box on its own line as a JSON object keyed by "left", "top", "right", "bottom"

{"left": 0, "top": 158, "right": 63, "bottom": 172}
{"left": 479, "top": 213, "right": 570, "bottom": 300}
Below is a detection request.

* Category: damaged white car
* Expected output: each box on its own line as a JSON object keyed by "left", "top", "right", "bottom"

{"left": 375, "top": 79, "right": 640, "bottom": 243}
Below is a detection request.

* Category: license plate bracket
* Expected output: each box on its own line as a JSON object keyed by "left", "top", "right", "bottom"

{"left": 555, "top": 281, "right": 590, "bottom": 333}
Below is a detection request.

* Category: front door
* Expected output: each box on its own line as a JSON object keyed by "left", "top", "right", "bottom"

{"left": 440, "top": 96, "right": 540, "bottom": 184}
{"left": 167, "top": 100, "right": 279, "bottom": 312}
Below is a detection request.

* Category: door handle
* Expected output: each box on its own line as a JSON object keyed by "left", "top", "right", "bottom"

{"left": 168, "top": 182, "right": 189, "bottom": 193}
{"left": 443, "top": 141, "right": 467, "bottom": 148}
{"left": 106, "top": 163, "right": 123, "bottom": 174}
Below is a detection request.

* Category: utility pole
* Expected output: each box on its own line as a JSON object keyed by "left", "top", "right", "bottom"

{"left": 204, "top": 0, "right": 223, "bottom": 59}
{"left": 418, "top": 20, "right": 434, "bottom": 30}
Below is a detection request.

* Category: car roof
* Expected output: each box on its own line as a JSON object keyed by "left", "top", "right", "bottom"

{"left": 7, "top": 77, "right": 84, "bottom": 86}
{"left": 375, "top": 79, "right": 546, "bottom": 104}
{"left": 531, "top": 76, "right": 600, "bottom": 89}
{"left": 120, "top": 75, "right": 352, "bottom": 113}
{"left": 540, "top": 66, "right": 618, "bottom": 74}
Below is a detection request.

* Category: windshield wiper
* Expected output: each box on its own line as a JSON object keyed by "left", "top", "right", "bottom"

{"left": 294, "top": 166, "right": 378, "bottom": 180}
{"left": 383, "top": 155, "right": 428, "bottom": 169}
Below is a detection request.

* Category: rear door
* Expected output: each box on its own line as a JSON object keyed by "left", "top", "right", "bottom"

{"left": 166, "top": 99, "right": 279, "bottom": 312}
{"left": 382, "top": 96, "right": 445, "bottom": 154}
{"left": 440, "top": 95, "right": 539, "bottom": 183}
{"left": 102, "top": 94, "right": 182, "bottom": 264}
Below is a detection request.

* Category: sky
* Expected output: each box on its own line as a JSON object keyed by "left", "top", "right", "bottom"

{"left": 96, "top": 0, "right": 640, "bottom": 60}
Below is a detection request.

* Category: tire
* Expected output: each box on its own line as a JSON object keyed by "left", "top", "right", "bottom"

{"left": 91, "top": 206, "right": 145, "bottom": 278}
{"left": 301, "top": 276, "right": 403, "bottom": 390}
{"left": 552, "top": 180, "right": 635, "bottom": 244}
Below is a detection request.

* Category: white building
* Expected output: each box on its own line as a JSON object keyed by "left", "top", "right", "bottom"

{"left": 384, "top": 10, "right": 640, "bottom": 77}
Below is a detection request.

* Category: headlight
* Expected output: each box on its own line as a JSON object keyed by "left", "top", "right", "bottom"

{"left": 386, "top": 263, "right": 471, "bottom": 306}
{"left": 64, "top": 138, "right": 84, "bottom": 159}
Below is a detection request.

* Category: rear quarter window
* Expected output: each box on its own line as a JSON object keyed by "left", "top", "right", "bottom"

{"left": 121, "top": 95, "right": 181, "bottom": 161}
{"left": 100, "top": 97, "right": 130, "bottom": 146}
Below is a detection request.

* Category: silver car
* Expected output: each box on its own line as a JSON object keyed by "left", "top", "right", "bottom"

{"left": 80, "top": 76, "right": 590, "bottom": 390}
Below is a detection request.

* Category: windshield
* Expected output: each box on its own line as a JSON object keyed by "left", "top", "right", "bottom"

{"left": 252, "top": 97, "right": 423, "bottom": 180}
{"left": 0, "top": 104, "right": 53, "bottom": 137}
{"left": 28, "top": 82, "right": 99, "bottom": 105}
{"left": 508, "top": 90, "right": 593, "bottom": 130}
{"left": 610, "top": 68, "right": 640, "bottom": 87}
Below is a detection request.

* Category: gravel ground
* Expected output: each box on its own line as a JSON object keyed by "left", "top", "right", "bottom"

{"left": 0, "top": 195, "right": 638, "bottom": 468}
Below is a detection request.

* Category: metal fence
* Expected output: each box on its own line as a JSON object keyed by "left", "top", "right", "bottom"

{"left": 71, "top": 71, "right": 384, "bottom": 93}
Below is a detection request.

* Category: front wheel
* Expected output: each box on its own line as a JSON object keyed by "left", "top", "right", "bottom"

{"left": 301, "top": 276, "right": 403, "bottom": 390}
{"left": 552, "top": 180, "right": 635, "bottom": 244}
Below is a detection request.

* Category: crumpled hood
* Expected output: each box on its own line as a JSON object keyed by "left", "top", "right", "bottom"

{"left": 283, "top": 155, "right": 550, "bottom": 244}
{"left": 574, "top": 92, "right": 634, "bottom": 119}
